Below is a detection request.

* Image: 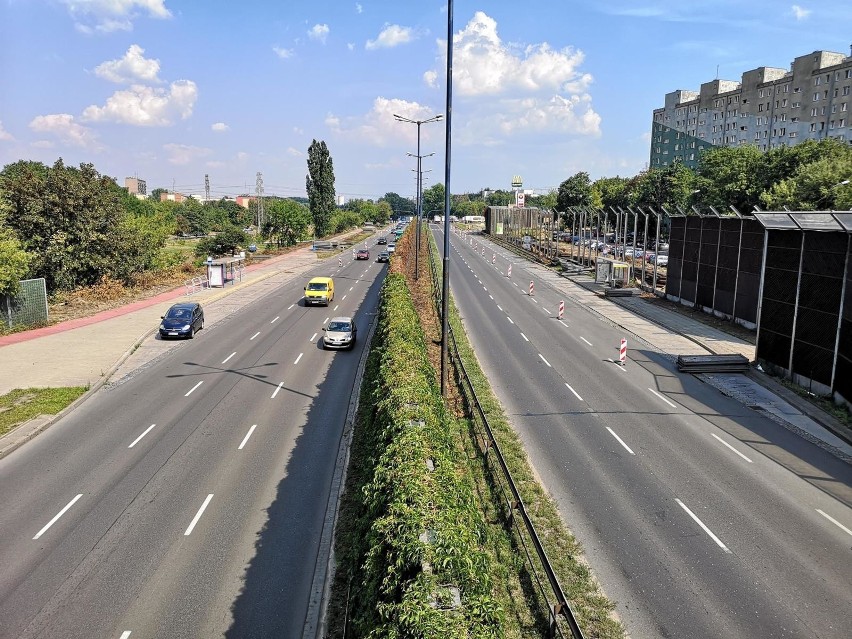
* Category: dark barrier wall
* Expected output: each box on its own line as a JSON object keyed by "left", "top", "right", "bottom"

{"left": 838, "top": 240, "right": 852, "bottom": 403}
{"left": 666, "top": 216, "right": 763, "bottom": 327}
{"left": 758, "top": 230, "right": 802, "bottom": 377}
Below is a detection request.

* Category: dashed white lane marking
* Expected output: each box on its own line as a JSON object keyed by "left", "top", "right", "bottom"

{"left": 309, "top": 333, "right": 317, "bottom": 342}
{"left": 648, "top": 388, "right": 677, "bottom": 408}
{"left": 489, "top": 295, "right": 494, "bottom": 300}
{"left": 333, "top": 305, "right": 339, "bottom": 311}
{"left": 497, "top": 305, "right": 503, "bottom": 312}
{"left": 558, "top": 319, "right": 568, "bottom": 327}
{"left": 483, "top": 287, "right": 487, "bottom": 291}
{"left": 675, "top": 498, "right": 731, "bottom": 553}
{"left": 119, "top": 632, "right": 132, "bottom": 639}
{"left": 271, "top": 316, "right": 279, "bottom": 323}
{"left": 606, "top": 427, "right": 635, "bottom": 455}
{"left": 294, "top": 353, "right": 303, "bottom": 365}
{"left": 128, "top": 424, "right": 156, "bottom": 448}
{"left": 349, "top": 286, "right": 354, "bottom": 291}
{"left": 184, "top": 494, "right": 214, "bottom": 536}
{"left": 323, "top": 317, "right": 329, "bottom": 324}
{"left": 185, "top": 381, "right": 203, "bottom": 396}
{"left": 507, "top": 317, "right": 515, "bottom": 324}
{"left": 711, "top": 433, "right": 753, "bottom": 463}
{"left": 271, "top": 382, "right": 284, "bottom": 399}
{"left": 238, "top": 424, "right": 258, "bottom": 450}
{"left": 565, "top": 383, "right": 583, "bottom": 401}
{"left": 33, "top": 494, "right": 83, "bottom": 540}
{"left": 287, "top": 304, "right": 295, "bottom": 310}
{"left": 816, "top": 509, "right": 852, "bottom": 537}
{"left": 580, "top": 336, "right": 593, "bottom": 346}
{"left": 538, "top": 354, "right": 552, "bottom": 367}
{"left": 250, "top": 331, "right": 261, "bottom": 341}
{"left": 222, "top": 352, "right": 236, "bottom": 364}
{"left": 513, "top": 282, "right": 518, "bottom": 287}
{"left": 521, "top": 333, "right": 529, "bottom": 342}
{"left": 607, "top": 358, "right": 627, "bottom": 371}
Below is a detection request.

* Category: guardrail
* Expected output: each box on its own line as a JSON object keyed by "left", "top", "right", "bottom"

{"left": 426, "top": 228, "right": 585, "bottom": 639}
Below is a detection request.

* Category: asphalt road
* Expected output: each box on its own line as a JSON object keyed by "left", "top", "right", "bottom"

{"left": 436, "top": 226, "right": 852, "bottom": 639}
{"left": 0, "top": 240, "right": 388, "bottom": 639}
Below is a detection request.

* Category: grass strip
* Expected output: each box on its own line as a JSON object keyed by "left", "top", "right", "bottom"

{"left": 0, "top": 387, "right": 89, "bottom": 437}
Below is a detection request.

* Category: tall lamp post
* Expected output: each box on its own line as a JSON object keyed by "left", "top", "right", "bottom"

{"left": 407, "top": 152, "right": 434, "bottom": 280}
{"left": 394, "top": 113, "right": 443, "bottom": 281}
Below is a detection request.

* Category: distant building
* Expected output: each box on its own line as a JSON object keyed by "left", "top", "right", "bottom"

{"left": 651, "top": 49, "right": 852, "bottom": 169}
{"left": 336, "top": 195, "right": 346, "bottom": 206}
{"left": 125, "top": 177, "right": 147, "bottom": 200}
{"left": 236, "top": 195, "right": 255, "bottom": 209}
{"left": 160, "top": 191, "right": 187, "bottom": 203}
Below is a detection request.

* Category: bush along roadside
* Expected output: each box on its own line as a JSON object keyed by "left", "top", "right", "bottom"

{"left": 328, "top": 273, "right": 503, "bottom": 638}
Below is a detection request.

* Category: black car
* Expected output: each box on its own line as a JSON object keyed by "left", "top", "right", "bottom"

{"left": 377, "top": 251, "right": 390, "bottom": 262}
{"left": 377, "top": 236, "right": 387, "bottom": 245}
{"left": 160, "top": 302, "right": 204, "bottom": 339}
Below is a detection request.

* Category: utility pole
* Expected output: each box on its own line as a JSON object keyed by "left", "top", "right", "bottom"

{"left": 255, "top": 172, "right": 265, "bottom": 231}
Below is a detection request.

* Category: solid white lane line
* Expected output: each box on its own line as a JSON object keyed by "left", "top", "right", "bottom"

{"left": 521, "top": 333, "right": 529, "bottom": 341}
{"left": 222, "top": 352, "right": 236, "bottom": 364}
{"left": 271, "top": 316, "right": 279, "bottom": 323}
{"left": 119, "top": 632, "right": 132, "bottom": 639}
{"left": 648, "top": 388, "right": 677, "bottom": 408}
{"left": 580, "top": 336, "right": 593, "bottom": 346}
{"left": 184, "top": 381, "right": 203, "bottom": 396}
{"left": 294, "top": 353, "right": 304, "bottom": 365}
{"left": 711, "top": 433, "right": 753, "bottom": 463}
{"left": 128, "top": 424, "right": 156, "bottom": 448}
{"left": 238, "top": 424, "right": 258, "bottom": 450}
{"left": 271, "top": 382, "right": 284, "bottom": 399}
{"left": 184, "top": 494, "right": 214, "bottom": 536}
{"left": 287, "top": 304, "right": 295, "bottom": 310}
{"left": 309, "top": 333, "right": 317, "bottom": 342}
{"left": 565, "top": 383, "right": 583, "bottom": 401}
{"left": 606, "top": 427, "right": 635, "bottom": 455}
{"left": 675, "top": 498, "right": 731, "bottom": 553}
{"left": 507, "top": 317, "right": 515, "bottom": 324}
{"left": 538, "top": 354, "right": 552, "bottom": 367}
{"left": 250, "top": 331, "right": 261, "bottom": 341}
{"left": 33, "top": 494, "right": 83, "bottom": 540}
{"left": 816, "top": 509, "right": 852, "bottom": 537}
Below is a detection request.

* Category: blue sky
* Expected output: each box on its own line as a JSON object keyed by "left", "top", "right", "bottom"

{"left": 1, "top": 1, "right": 850, "bottom": 201}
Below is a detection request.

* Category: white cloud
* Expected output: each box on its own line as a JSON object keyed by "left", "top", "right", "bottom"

{"left": 287, "top": 146, "right": 303, "bottom": 156}
{"left": 293, "top": 126, "right": 304, "bottom": 134}
{"left": 206, "top": 160, "right": 226, "bottom": 168}
{"left": 211, "top": 122, "right": 229, "bottom": 132}
{"left": 326, "top": 97, "right": 443, "bottom": 147}
{"left": 308, "top": 24, "right": 329, "bottom": 44}
{"left": 791, "top": 4, "right": 811, "bottom": 20}
{"left": 32, "top": 140, "right": 56, "bottom": 149}
{"left": 423, "top": 69, "right": 439, "bottom": 88}
{"left": 0, "top": 121, "right": 14, "bottom": 141}
{"left": 366, "top": 24, "right": 414, "bottom": 50}
{"left": 355, "top": 3, "right": 363, "bottom": 13}
{"left": 29, "top": 113, "right": 101, "bottom": 149}
{"left": 236, "top": 151, "right": 249, "bottom": 162}
{"left": 94, "top": 44, "right": 161, "bottom": 84}
{"left": 82, "top": 80, "right": 198, "bottom": 126}
{"left": 273, "top": 46, "right": 294, "bottom": 59}
{"left": 63, "top": 0, "right": 172, "bottom": 33}
{"left": 347, "top": 42, "right": 355, "bottom": 51}
{"left": 163, "top": 143, "right": 211, "bottom": 165}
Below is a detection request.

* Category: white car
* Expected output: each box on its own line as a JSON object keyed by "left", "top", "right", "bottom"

{"left": 322, "top": 316, "right": 357, "bottom": 350}
{"left": 656, "top": 254, "right": 669, "bottom": 267}
{"left": 387, "top": 243, "right": 396, "bottom": 253}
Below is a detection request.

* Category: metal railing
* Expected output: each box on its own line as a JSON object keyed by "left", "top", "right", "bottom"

{"left": 426, "top": 226, "right": 585, "bottom": 639}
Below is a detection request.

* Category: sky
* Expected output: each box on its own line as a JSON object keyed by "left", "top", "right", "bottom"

{"left": 1, "top": 1, "right": 851, "bottom": 202}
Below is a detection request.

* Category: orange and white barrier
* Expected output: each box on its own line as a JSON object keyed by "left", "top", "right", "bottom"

{"left": 492, "top": 253, "right": 496, "bottom": 265}
{"left": 619, "top": 338, "right": 627, "bottom": 365}
{"left": 558, "top": 300, "right": 564, "bottom": 320}
{"left": 529, "top": 281, "right": 534, "bottom": 296}
{"left": 507, "top": 263, "right": 512, "bottom": 277}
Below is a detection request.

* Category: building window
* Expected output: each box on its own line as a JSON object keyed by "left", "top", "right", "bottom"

{"left": 832, "top": 104, "right": 838, "bottom": 113}
{"left": 843, "top": 103, "right": 848, "bottom": 112}
{"left": 758, "top": 104, "right": 764, "bottom": 112}
{"left": 841, "top": 119, "right": 846, "bottom": 128}
{"left": 814, "top": 93, "right": 820, "bottom": 101}
{"left": 844, "top": 87, "right": 851, "bottom": 96}
{"left": 810, "top": 123, "right": 817, "bottom": 132}
{"left": 811, "top": 107, "right": 818, "bottom": 116}
{"left": 789, "top": 132, "right": 797, "bottom": 138}
{"left": 782, "top": 99, "right": 787, "bottom": 107}
{"left": 815, "top": 77, "right": 821, "bottom": 86}
{"left": 794, "top": 86, "right": 800, "bottom": 93}
{"left": 792, "top": 101, "right": 800, "bottom": 108}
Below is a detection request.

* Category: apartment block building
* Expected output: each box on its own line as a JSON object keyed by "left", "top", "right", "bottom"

{"left": 124, "top": 176, "right": 147, "bottom": 199}
{"left": 651, "top": 49, "right": 852, "bottom": 169}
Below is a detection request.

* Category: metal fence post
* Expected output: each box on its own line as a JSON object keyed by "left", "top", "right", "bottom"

{"left": 711, "top": 213, "right": 723, "bottom": 315}
{"left": 788, "top": 231, "right": 807, "bottom": 378}
{"left": 830, "top": 233, "right": 851, "bottom": 395}
{"left": 732, "top": 216, "right": 744, "bottom": 325}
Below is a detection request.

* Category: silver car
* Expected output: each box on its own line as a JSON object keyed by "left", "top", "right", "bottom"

{"left": 322, "top": 316, "right": 357, "bottom": 350}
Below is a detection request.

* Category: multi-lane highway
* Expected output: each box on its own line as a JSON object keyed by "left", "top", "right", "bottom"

{"left": 0, "top": 238, "right": 388, "bottom": 638}
{"left": 436, "top": 226, "right": 852, "bottom": 639}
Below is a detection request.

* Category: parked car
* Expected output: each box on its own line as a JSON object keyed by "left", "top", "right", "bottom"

{"left": 656, "top": 254, "right": 669, "bottom": 267}
{"left": 377, "top": 236, "right": 387, "bottom": 245}
{"left": 377, "top": 251, "right": 390, "bottom": 262}
{"left": 159, "top": 302, "right": 204, "bottom": 339}
{"left": 322, "top": 316, "right": 357, "bottom": 350}
{"left": 356, "top": 249, "right": 370, "bottom": 260}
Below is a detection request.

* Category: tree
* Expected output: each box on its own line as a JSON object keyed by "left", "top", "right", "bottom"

{"left": 264, "top": 199, "right": 311, "bottom": 247}
{"left": 0, "top": 226, "right": 31, "bottom": 297}
{"left": 485, "top": 190, "right": 513, "bottom": 206}
{"left": 306, "top": 139, "right": 336, "bottom": 237}
{"left": 696, "top": 145, "right": 763, "bottom": 212}
{"left": 556, "top": 172, "right": 592, "bottom": 211}
{"left": 422, "top": 183, "right": 445, "bottom": 218}
{"left": 149, "top": 187, "right": 168, "bottom": 201}
{"left": 761, "top": 155, "right": 852, "bottom": 210}
{"left": 374, "top": 200, "right": 392, "bottom": 224}
{"left": 527, "top": 191, "right": 557, "bottom": 210}
{"left": 194, "top": 226, "right": 247, "bottom": 258}
{"left": 379, "top": 192, "right": 414, "bottom": 218}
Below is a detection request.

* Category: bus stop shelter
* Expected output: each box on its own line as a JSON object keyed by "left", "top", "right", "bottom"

{"left": 206, "top": 255, "right": 244, "bottom": 287}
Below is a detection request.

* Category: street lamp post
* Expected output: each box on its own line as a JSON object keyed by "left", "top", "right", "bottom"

{"left": 394, "top": 113, "right": 443, "bottom": 281}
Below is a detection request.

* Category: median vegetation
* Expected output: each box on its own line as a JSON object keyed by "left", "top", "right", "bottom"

{"left": 0, "top": 387, "right": 88, "bottom": 438}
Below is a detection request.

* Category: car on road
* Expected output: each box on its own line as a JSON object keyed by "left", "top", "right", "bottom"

{"left": 655, "top": 254, "right": 669, "bottom": 267}
{"left": 377, "top": 251, "right": 390, "bottom": 262}
{"left": 356, "top": 249, "right": 370, "bottom": 260}
{"left": 387, "top": 243, "right": 396, "bottom": 253}
{"left": 159, "top": 302, "right": 204, "bottom": 339}
{"left": 377, "top": 236, "right": 387, "bottom": 245}
{"left": 322, "top": 316, "right": 357, "bottom": 350}
{"left": 304, "top": 276, "right": 334, "bottom": 306}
